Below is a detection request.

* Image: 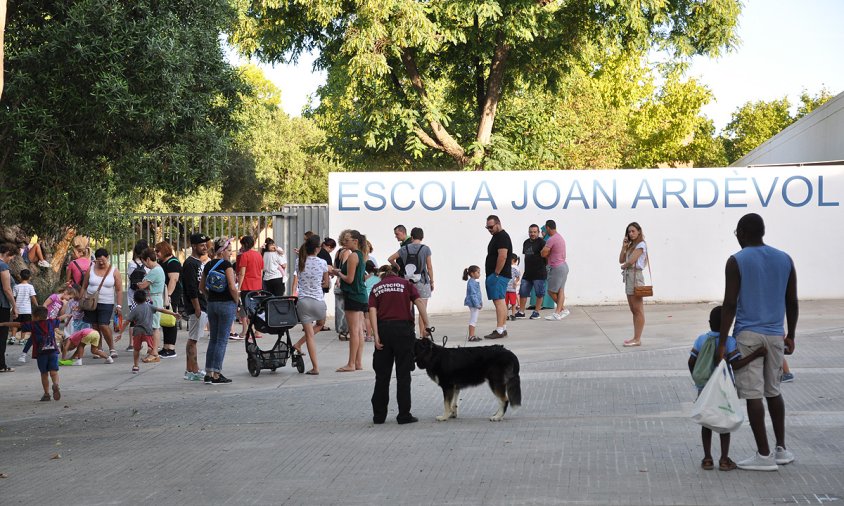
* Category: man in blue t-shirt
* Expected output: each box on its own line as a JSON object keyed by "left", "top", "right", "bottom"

{"left": 717, "top": 213, "right": 798, "bottom": 472}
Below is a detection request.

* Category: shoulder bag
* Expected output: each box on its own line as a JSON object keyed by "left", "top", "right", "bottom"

{"left": 80, "top": 267, "right": 108, "bottom": 311}
{"left": 633, "top": 243, "right": 653, "bottom": 298}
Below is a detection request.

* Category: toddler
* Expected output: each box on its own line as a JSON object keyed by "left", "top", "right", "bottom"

{"left": 463, "top": 265, "right": 482, "bottom": 342}
{"left": 506, "top": 254, "right": 521, "bottom": 320}
{"left": 363, "top": 260, "right": 378, "bottom": 342}
{"left": 60, "top": 328, "right": 110, "bottom": 365}
{"left": 688, "top": 305, "right": 766, "bottom": 471}
{"left": 118, "top": 290, "right": 180, "bottom": 373}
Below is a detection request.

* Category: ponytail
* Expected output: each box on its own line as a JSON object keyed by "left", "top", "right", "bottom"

{"left": 462, "top": 265, "right": 479, "bottom": 281}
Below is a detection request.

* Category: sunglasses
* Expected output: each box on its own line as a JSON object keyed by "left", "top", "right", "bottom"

{"left": 485, "top": 225, "right": 495, "bottom": 230}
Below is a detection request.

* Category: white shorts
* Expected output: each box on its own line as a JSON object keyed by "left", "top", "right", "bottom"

{"left": 187, "top": 311, "right": 208, "bottom": 341}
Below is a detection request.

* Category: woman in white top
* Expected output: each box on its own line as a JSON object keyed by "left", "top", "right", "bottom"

{"left": 292, "top": 236, "right": 329, "bottom": 375}
{"left": 619, "top": 222, "right": 648, "bottom": 347}
{"left": 81, "top": 248, "right": 123, "bottom": 358}
{"left": 261, "top": 238, "right": 287, "bottom": 296}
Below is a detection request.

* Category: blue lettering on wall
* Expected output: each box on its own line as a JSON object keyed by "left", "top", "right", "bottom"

{"left": 452, "top": 181, "right": 471, "bottom": 210}
{"left": 511, "top": 181, "right": 528, "bottom": 210}
{"left": 751, "top": 177, "right": 778, "bottom": 207}
{"left": 693, "top": 178, "right": 718, "bottom": 208}
{"left": 632, "top": 179, "right": 658, "bottom": 209}
{"left": 724, "top": 177, "right": 748, "bottom": 208}
{"left": 391, "top": 181, "right": 415, "bottom": 211}
{"left": 534, "top": 180, "right": 561, "bottom": 210}
{"left": 818, "top": 176, "right": 840, "bottom": 207}
{"left": 564, "top": 180, "right": 589, "bottom": 209}
{"left": 420, "top": 181, "right": 447, "bottom": 211}
{"left": 782, "top": 175, "right": 812, "bottom": 207}
{"left": 662, "top": 178, "right": 689, "bottom": 208}
{"left": 339, "top": 182, "right": 359, "bottom": 211}
{"left": 593, "top": 179, "right": 617, "bottom": 209}
{"left": 364, "top": 182, "right": 386, "bottom": 211}
{"left": 473, "top": 181, "right": 497, "bottom": 210}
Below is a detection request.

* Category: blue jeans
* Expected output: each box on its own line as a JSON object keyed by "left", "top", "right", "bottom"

{"left": 206, "top": 300, "right": 236, "bottom": 374}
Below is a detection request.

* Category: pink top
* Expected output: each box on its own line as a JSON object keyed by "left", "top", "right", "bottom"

{"left": 68, "top": 257, "right": 91, "bottom": 286}
{"left": 544, "top": 233, "right": 567, "bottom": 267}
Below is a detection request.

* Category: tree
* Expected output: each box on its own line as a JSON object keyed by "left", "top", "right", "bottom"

{"left": 720, "top": 88, "right": 834, "bottom": 163}
{"left": 230, "top": 0, "right": 741, "bottom": 169}
{"left": 1, "top": 0, "right": 6, "bottom": 99}
{"left": 0, "top": 0, "right": 244, "bottom": 237}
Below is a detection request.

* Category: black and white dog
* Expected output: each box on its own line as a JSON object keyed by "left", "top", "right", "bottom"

{"left": 413, "top": 337, "right": 521, "bottom": 421}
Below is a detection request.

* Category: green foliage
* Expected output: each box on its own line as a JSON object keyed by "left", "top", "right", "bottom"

{"left": 0, "top": 0, "right": 243, "bottom": 236}
{"left": 230, "top": 0, "right": 742, "bottom": 168}
{"left": 720, "top": 88, "right": 834, "bottom": 164}
{"left": 222, "top": 65, "right": 339, "bottom": 211}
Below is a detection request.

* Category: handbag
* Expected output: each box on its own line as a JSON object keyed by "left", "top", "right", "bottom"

{"left": 632, "top": 243, "right": 653, "bottom": 297}
{"left": 690, "top": 359, "right": 744, "bottom": 433}
{"left": 80, "top": 267, "right": 108, "bottom": 311}
{"left": 160, "top": 312, "right": 176, "bottom": 328}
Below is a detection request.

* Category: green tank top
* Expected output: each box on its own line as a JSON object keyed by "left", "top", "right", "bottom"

{"left": 341, "top": 250, "right": 368, "bottom": 303}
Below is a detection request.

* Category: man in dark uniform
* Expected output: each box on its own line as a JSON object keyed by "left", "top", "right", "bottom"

{"left": 368, "top": 265, "right": 431, "bottom": 425}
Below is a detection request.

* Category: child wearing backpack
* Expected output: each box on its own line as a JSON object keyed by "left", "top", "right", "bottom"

{"left": 688, "top": 305, "right": 766, "bottom": 471}
{"left": 463, "top": 265, "right": 482, "bottom": 342}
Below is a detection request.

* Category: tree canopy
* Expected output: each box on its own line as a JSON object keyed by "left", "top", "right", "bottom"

{"left": 231, "top": 0, "right": 741, "bottom": 168}
{"left": 0, "top": 0, "right": 243, "bottom": 236}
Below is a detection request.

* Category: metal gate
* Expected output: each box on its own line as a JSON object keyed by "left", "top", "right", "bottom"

{"left": 97, "top": 205, "right": 329, "bottom": 305}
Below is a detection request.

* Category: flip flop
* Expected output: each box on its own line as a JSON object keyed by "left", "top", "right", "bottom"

{"left": 52, "top": 384, "right": 61, "bottom": 401}
{"left": 623, "top": 340, "right": 641, "bottom": 347}
{"left": 305, "top": 370, "right": 319, "bottom": 375}
{"left": 293, "top": 346, "right": 306, "bottom": 356}
{"left": 335, "top": 367, "right": 356, "bottom": 372}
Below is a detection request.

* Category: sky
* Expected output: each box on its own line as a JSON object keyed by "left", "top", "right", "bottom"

{"left": 247, "top": 0, "right": 844, "bottom": 132}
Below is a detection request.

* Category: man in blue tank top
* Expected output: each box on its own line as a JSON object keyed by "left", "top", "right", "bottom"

{"left": 717, "top": 213, "right": 798, "bottom": 472}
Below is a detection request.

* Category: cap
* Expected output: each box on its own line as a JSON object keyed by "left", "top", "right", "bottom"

{"left": 190, "top": 233, "right": 210, "bottom": 244}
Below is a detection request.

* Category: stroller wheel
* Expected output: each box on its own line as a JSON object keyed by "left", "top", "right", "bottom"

{"left": 247, "top": 357, "right": 260, "bottom": 377}
{"left": 295, "top": 356, "right": 305, "bottom": 374}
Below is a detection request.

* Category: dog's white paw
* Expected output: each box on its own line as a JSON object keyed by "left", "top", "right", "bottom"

{"left": 436, "top": 415, "right": 450, "bottom": 421}
{"left": 489, "top": 415, "right": 503, "bottom": 422}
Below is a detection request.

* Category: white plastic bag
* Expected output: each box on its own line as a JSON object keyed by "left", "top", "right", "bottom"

{"left": 690, "top": 359, "right": 744, "bottom": 433}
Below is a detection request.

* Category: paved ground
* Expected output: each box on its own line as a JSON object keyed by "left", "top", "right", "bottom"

{"left": 1, "top": 301, "right": 843, "bottom": 505}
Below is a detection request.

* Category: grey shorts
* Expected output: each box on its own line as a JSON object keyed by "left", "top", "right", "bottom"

{"left": 297, "top": 297, "right": 327, "bottom": 324}
{"left": 547, "top": 263, "right": 569, "bottom": 293}
{"left": 624, "top": 268, "right": 645, "bottom": 296}
{"left": 415, "top": 282, "right": 431, "bottom": 299}
{"left": 187, "top": 311, "right": 208, "bottom": 341}
{"left": 734, "top": 330, "right": 785, "bottom": 400}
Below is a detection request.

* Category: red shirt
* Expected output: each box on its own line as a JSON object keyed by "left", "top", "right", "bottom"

{"left": 237, "top": 249, "right": 264, "bottom": 291}
{"left": 368, "top": 275, "right": 419, "bottom": 322}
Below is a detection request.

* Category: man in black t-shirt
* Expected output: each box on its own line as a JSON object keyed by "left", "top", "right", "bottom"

{"left": 484, "top": 215, "right": 512, "bottom": 339}
{"left": 519, "top": 224, "right": 547, "bottom": 320}
{"left": 181, "top": 233, "right": 209, "bottom": 380}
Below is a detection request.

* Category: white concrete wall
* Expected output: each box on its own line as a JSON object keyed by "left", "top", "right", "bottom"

{"left": 733, "top": 92, "right": 844, "bottom": 166}
{"left": 328, "top": 166, "right": 844, "bottom": 314}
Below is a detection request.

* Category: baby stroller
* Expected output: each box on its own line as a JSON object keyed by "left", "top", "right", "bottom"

{"left": 243, "top": 291, "right": 305, "bottom": 376}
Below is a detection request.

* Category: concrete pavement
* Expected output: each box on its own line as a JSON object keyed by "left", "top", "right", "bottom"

{"left": 1, "top": 300, "right": 843, "bottom": 505}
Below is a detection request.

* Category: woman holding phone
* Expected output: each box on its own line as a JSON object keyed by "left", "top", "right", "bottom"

{"left": 619, "top": 222, "right": 648, "bottom": 347}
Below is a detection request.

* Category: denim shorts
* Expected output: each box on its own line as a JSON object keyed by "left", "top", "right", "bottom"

{"left": 84, "top": 304, "right": 114, "bottom": 325}
{"left": 485, "top": 274, "right": 510, "bottom": 301}
{"left": 37, "top": 352, "right": 59, "bottom": 373}
{"left": 519, "top": 278, "right": 546, "bottom": 298}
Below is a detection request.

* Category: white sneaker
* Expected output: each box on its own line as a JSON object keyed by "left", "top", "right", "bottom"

{"left": 105, "top": 356, "right": 114, "bottom": 364}
{"left": 37, "top": 260, "right": 51, "bottom": 268}
{"left": 17, "top": 353, "right": 27, "bottom": 363}
{"left": 72, "top": 359, "right": 82, "bottom": 366}
{"left": 560, "top": 308, "right": 571, "bottom": 318}
{"left": 775, "top": 446, "right": 795, "bottom": 465}
{"left": 737, "top": 452, "right": 778, "bottom": 471}
{"left": 110, "top": 350, "right": 118, "bottom": 358}
{"left": 545, "top": 312, "right": 564, "bottom": 321}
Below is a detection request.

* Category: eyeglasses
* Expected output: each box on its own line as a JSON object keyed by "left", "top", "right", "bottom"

{"left": 485, "top": 225, "right": 495, "bottom": 230}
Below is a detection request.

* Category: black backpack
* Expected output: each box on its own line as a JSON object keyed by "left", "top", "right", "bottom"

{"left": 402, "top": 244, "right": 425, "bottom": 283}
{"left": 128, "top": 260, "right": 146, "bottom": 291}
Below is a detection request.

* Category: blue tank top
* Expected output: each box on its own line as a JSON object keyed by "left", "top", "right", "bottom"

{"left": 733, "top": 245, "right": 793, "bottom": 336}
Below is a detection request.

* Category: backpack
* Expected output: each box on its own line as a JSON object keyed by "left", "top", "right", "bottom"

{"left": 692, "top": 334, "right": 719, "bottom": 386}
{"left": 402, "top": 244, "right": 425, "bottom": 284}
{"left": 205, "top": 259, "right": 228, "bottom": 293}
{"left": 128, "top": 260, "right": 146, "bottom": 291}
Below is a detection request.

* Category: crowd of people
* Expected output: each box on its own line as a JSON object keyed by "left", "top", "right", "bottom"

{"left": 0, "top": 213, "right": 800, "bottom": 470}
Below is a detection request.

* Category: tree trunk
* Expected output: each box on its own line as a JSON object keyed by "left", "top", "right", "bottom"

{"left": 474, "top": 32, "right": 511, "bottom": 164}
{"left": 0, "top": 0, "right": 6, "bottom": 100}
{"left": 400, "top": 49, "right": 469, "bottom": 166}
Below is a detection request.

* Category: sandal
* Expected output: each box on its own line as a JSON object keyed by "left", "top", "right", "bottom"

{"left": 701, "top": 457, "right": 714, "bottom": 470}
{"left": 142, "top": 355, "right": 160, "bottom": 363}
{"left": 335, "top": 366, "right": 355, "bottom": 372}
{"left": 132, "top": 366, "right": 140, "bottom": 374}
{"left": 293, "top": 346, "right": 306, "bottom": 356}
{"left": 40, "top": 394, "right": 51, "bottom": 402}
{"left": 338, "top": 332, "right": 349, "bottom": 341}
{"left": 321, "top": 326, "right": 331, "bottom": 332}
{"left": 305, "top": 369, "right": 319, "bottom": 375}
{"left": 623, "top": 339, "right": 641, "bottom": 347}
{"left": 719, "top": 458, "right": 737, "bottom": 471}
{"left": 52, "top": 384, "right": 61, "bottom": 401}
{"left": 0, "top": 367, "right": 15, "bottom": 372}
{"left": 468, "top": 336, "right": 482, "bottom": 342}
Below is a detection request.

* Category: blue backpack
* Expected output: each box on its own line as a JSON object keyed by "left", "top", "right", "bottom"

{"left": 205, "top": 259, "right": 228, "bottom": 293}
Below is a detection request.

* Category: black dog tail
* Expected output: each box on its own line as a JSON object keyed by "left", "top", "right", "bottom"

{"left": 507, "top": 374, "right": 522, "bottom": 407}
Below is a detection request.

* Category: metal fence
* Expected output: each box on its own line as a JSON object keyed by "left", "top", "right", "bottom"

{"left": 88, "top": 205, "right": 329, "bottom": 305}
